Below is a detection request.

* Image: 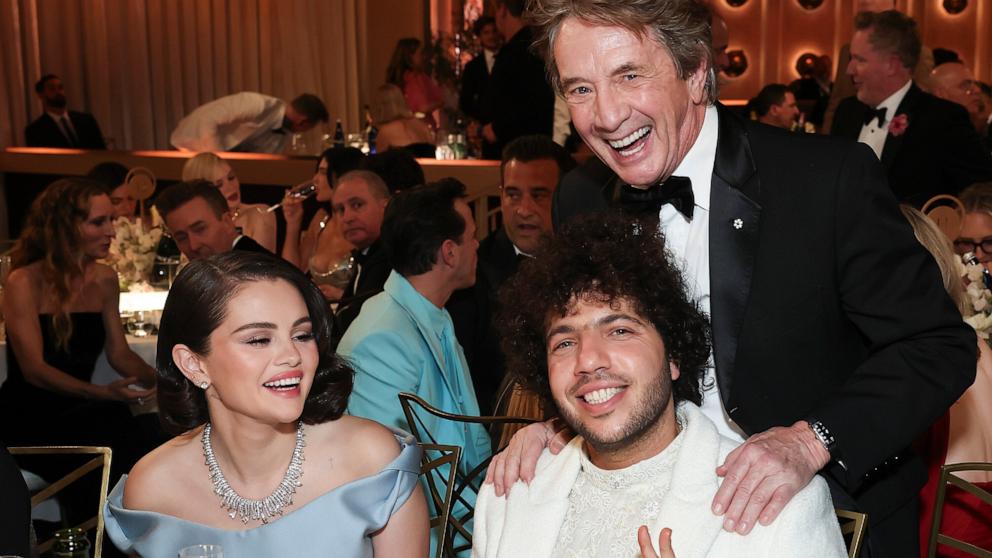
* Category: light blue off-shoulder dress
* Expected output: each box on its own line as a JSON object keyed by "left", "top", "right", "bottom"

{"left": 103, "top": 430, "right": 421, "bottom": 558}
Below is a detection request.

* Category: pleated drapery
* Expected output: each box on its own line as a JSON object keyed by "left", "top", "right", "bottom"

{"left": 0, "top": 0, "right": 365, "bottom": 151}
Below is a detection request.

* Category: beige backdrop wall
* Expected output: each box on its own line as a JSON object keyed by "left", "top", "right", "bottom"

{"left": 0, "top": 0, "right": 428, "bottom": 151}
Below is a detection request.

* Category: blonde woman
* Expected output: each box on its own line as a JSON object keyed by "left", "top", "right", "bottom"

{"left": 902, "top": 205, "right": 992, "bottom": 553}
{"left": 182, "top": 152, "right": 277, "bottom": 252}
{"left": 372, "top": 84, "right": 436, "bottom": 158}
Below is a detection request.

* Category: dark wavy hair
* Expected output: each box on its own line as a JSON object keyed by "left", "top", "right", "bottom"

{"left": 497, "top": 211, "right": 711, "bottom": 409}
{"left": 156, "top": 251, "right": 353, "bottom": 435}
{"left": 386, "top": 38, "right": 422, "bottom": 87}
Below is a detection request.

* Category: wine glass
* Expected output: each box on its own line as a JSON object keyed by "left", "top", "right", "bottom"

{"left": 266, "top": 181, "right": 317, "bottom": 213}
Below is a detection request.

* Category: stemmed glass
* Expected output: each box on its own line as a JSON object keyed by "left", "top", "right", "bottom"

{"left": 265, "top": 181, "right": 317, "bottom": 214}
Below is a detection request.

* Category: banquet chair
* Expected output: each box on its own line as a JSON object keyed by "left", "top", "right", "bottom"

{"left": 835, "top": 508, "right": 868, "bottom": 558}
{"left": 398, "top": 392, "right": 539, "bottom": 555}
{"left": 418, "top": 443, "right": 462, "bottom": 558}
{"left": 8, "top": 446, "right": 112, "bottom": 557}
{"left": 927, "top": 462, "right": 992, "bottom": 558}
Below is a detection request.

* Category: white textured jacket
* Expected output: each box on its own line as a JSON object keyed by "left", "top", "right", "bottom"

{"left": 473, "top": 404, "right": 847, "bottom": 558}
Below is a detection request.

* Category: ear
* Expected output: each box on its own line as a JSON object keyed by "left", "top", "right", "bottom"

{"left": 172, "top": 344, "right": 210, "bottom": 386}
{"left": 687, "top": 62, "right": 709, "bottom": 105}
{"left": 439, "top": 238, "right": 458, "bottom": 268}
{"left": 668, "top": 359, "right": 681, "bottom": 382}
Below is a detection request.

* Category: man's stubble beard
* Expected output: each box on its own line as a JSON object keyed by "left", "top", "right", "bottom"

{"left": 555, "top": 360, "right": 673, "bottom": 456}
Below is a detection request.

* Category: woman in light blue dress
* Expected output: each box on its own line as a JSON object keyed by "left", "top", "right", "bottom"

{"left": 104, "top": 252, "right": 429, "bottom": 557}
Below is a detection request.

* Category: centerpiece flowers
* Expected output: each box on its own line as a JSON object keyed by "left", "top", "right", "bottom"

{"left": 106, "top": 217, "right": 163, "bottom": 291}
{"left": 960, "top": 256, "right": 992, "bottom": 339}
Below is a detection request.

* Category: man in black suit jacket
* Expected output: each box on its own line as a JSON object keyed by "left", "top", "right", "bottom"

{"left": 830, "top": 11, "right": 992, "bottom": 206}
{"left": 459, "top": 17, "right": 502, "bottom": 159}
{"left": 492, "top": 2, "right": 975, "bottom": 556}
{"left": 154, "top": 180, "right": 270, "bottom": 261}
{"left": 331, "top": 171, "right": 392, "bottom": 336}
{"left": 481, "top": 0, "right": 556, "bottom": 159}
{"left": 24, "top": 74, "right": 106, "bottom": 149}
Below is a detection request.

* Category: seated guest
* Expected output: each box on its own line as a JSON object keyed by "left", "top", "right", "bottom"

{"left": 903, "top": 206, "right": 992, "bottom": 557}
{"left": 363, "top": 149, "right": 426, "bottom": 194}
{"left": 86, "top": 161, "right": 138, "bottom": 220}
{"left": 105, "top": 252, "right": 428, "bottom": 557}
{"left": 170, "top": 92, "right": 328, "bottom": 153}
{"left": 282, "top": 147, "right": 365, "bottom": 299}
{"left": 475, "top": 213, "right": 846, "bottom": 557}
{"left": 182, "top": 152, "right": 277, "bottom": 252}
{"left": 25, "top": 74, "right": 106, "bottom": 149}
{"left": 459, "top": 16, "right": 503, "bottom": 159}
{"left": 954, "top": 182, "right": 992, "bottom": 270}
{"left": 931, "top": 62, "right": 986, "bottom": 135}
{"left": 0, "top": 444, "right": 30, "bottom": 558}
{"left": 338, "top": 180, "right": 490, "bottom": 548}
{"left": 482, "top": 134, "right": 575, "bottom": 288}
{"left": 750, "top": 83, "right": 800, "bottom": 130}
{"left": 154, "top": 180, "right": 269, "bottom": 260}
{"left": 0, "top": 178, "right": 160, "bottom": 517}
{"left": 371, "top": 84, "right": 436, "bottom": 158}
{"left": 449, "top": 135, "right": 574, "bottom": 415}
{"left": 331, "top": 171, "right": 392, "bottom": 332}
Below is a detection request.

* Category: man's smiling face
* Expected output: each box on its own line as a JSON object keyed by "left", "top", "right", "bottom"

{"left": 556, "top": 18, "right": 707, "bottom": 188}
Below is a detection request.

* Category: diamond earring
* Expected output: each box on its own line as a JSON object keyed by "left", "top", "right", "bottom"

{"left": 200, "top": 382, "right": 209, "bottom": 389}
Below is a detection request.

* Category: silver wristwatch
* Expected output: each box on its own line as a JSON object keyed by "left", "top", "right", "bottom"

{"left": 808, "top": 419, "right": 847, "bottom": 470}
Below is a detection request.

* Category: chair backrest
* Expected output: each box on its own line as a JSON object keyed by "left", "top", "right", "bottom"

{"left": 8, "top": 446, "right": 112, "bottom": 557}
{"left": 835, "top": 508, "right": 868, "bottom": 558}
{"left": 927, "top": 462, "right": 992, "bottom": 558}
{"left": 398, "top": 392, "right": 539, "bottom": 556}
{"left": 922, "top": 194, "right": 965, "bottom": 243}
{"left": 418, "top": 443, "right": 461, "bottom": 558}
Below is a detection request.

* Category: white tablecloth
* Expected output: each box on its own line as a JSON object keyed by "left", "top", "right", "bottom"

{"left": 0, "top": 335, "right": 158, "bottom": 388}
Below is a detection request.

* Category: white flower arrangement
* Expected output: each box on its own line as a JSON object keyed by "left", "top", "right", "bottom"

{"left": 959, "top": 256, "right": 992, "bottom": 339}
{"left": 106, "top": 217, "right": 163, "bottom": 291}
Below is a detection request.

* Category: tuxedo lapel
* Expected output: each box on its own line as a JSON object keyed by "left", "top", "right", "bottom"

{"left": 709, "top": 105, "right": 762, "bottom": 407}
{"left": 880, "top": 84, "right": 919, "bottom": 169}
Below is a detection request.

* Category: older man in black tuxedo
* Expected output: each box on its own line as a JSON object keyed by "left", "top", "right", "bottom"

{"left": 25, "top": 74, "right": 106, "bottom": 149}
{"left": 488, "top": 1, "right": 975, "bottom": 556}
{"left": 830, "top": 11, "right": 992, "bottom": 205}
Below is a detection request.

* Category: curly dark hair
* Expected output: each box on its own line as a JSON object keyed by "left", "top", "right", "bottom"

{"left": 156, "top": 251, "right": 353, "bottom": 435}
{"left": 497, "top": 211, "right": 711, "bottom": 410}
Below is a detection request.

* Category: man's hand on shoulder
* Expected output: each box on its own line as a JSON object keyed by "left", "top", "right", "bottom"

{"left": 483, "top": 418, "right": 573, "bottom": 497}
{"left": 712, "top": 420, "right": 830, "bottom": 535}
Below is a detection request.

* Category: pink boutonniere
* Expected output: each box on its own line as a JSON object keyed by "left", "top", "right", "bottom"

{"left": 888, "top": 113, "right": 909, "bottom": 137}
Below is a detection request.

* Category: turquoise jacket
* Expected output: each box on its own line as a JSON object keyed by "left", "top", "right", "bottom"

{"left": 339, "top": 271, "right": 492, "bottom": 476}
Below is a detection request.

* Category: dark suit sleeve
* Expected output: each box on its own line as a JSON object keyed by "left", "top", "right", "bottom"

{"left": 934, "top": 103, "right": 992, "bottom": 194}
{"left": 0, "top": 445, "right": 31, "bottom": 557}
{"left": 813, "top": 142, "right": 976, "bottom": 488}
{"left": 24, "top": 120, "right": 45, "bottom": 147}
{"left": 489, "top": 43, "right": 554, "bottom": 142}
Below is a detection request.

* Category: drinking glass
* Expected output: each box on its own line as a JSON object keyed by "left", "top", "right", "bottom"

{"left": 178, "top": 545, "right": 223, "bottom": 558}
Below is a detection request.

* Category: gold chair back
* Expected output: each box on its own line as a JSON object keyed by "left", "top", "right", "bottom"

{"left": 927, "top": 462, "right": 992, "bottom": 558}
{"left": 8, "top": 446, "right": 112, "bottom": 557}
{"left": 922, "top": 194, "right": 965, "bottom": 243}
{"left": 418, "top": 443, "right": 462, "bottom": 558}
{"left": 398, "top": 392, "right": 539, "bottom": 557}
{"left": 835, "top": 508, "right": 868, "bottom": 558}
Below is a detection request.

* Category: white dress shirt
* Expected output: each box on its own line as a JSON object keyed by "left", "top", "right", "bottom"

{"left": 857, "top": 79, "right": 912, "bottom": 159}
{"left": 170, "top": 92, "right": 287, "bottom": 153}
{"left": 659, "top": 104, "right": 746, "bottom": 442}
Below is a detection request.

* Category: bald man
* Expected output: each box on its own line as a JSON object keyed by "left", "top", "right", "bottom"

{"left": 931, "top": 62, "right": 986, "bottom": 134}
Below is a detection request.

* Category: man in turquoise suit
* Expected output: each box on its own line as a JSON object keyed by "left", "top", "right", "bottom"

{"left": 338, "top": 179, "right": 491, "bottom": 542}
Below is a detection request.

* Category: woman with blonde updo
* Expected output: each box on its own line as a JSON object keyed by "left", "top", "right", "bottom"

{"left": 182, "top": 152, "right": 277, "bottom": 252}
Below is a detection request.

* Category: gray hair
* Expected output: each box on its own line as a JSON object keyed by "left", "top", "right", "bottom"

{"left": 528, "top": 0, "right": 718, "bottom": 103}
{"left": 336, "top": 170, "right": 390, "bottom": 199}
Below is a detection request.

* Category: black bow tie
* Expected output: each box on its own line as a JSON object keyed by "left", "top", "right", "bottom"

{"left": 863, "top": 106, "right": 887, "bottom": 128}
{"left": 618, "top": 176, "right": 694, "bottom": 219}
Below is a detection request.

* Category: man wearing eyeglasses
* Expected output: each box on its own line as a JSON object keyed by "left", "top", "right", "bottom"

{"left": 479, "top": 135, "right": 576, "bottom": 288}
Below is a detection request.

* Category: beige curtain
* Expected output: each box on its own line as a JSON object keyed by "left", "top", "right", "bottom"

{"left": 0, "top": 0, "right": 365, "bottom": 150}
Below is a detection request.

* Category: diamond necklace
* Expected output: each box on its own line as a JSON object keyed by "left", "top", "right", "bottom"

{"left": 201, "top": 421, "right": 306, "bottom": 524}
